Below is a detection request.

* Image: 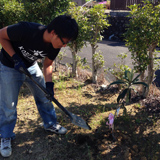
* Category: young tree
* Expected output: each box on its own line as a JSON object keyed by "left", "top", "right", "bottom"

{"left": 125, "top": 1, "right": 160, "bottom": 96}
{"left": 63, "top": 2, "right": 89, "bottom": 77}
{"left": 86, "top": 4, "right": 110, "bottom": 83}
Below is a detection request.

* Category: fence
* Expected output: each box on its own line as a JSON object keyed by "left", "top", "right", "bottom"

{"left": 110, "top": 0, "right": 160, "bottom": 10}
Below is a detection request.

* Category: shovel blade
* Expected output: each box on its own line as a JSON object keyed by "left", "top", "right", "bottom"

{"left": 68, "top": 111, "right": 91, "bottom": 130}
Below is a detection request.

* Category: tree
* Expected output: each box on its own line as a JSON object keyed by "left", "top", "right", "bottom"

{"left": 0, "top": 0, "right": 25, "bottom": 27}
{"left": 0, "top": 0, "right": 71, "bottom": 27}
{"left": 124, "top": 1, "right": 160, "bottom": 96}
{"left": 23, "top": 0, "right": 71, "bottom": 24}
{"left": 63, "top": 2, "right": 89, "bottom": 77}
{"left": 86, "top": 4, "right": 110, "bottom": 83}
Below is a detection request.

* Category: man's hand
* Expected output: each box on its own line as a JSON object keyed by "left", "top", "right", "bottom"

{"left": 46, "top": 82, "right": 54, "bottom": 97}
{"left": 12, "top": 53, "right": 28, "bottom": 74}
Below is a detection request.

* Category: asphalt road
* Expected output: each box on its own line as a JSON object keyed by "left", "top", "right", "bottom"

{"left": 60, "top": 40, "right": 160, "bottom": 82}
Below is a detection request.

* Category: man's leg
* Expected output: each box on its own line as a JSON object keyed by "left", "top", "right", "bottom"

{"left": 24, "top": 63, "right": 67, "bottom": 134}
{"left": 0, "top": 62, "right": 25, "bottom": 157}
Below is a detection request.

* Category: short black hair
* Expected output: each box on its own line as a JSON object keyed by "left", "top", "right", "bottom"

{"left": 47, "top": 15, "right": 78, "bottom": 41}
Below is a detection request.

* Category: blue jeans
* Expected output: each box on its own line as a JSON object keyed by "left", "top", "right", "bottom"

{"left": 0, "top": 62, "right": 57, "bottom": 138}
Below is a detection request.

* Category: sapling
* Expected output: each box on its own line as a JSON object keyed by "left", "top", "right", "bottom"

{"left": 106, "top": 70, "right": 148, "bottom": 141}
{"left": 108, "top": 70, "right": 148, "bottom": 107}
{"left": 109, "top": 70, "right": 147, "bottom": 118}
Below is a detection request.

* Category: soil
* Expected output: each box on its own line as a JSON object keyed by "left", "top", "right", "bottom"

{"left": 1, "top": 67, "right": 160, "bottom": 160}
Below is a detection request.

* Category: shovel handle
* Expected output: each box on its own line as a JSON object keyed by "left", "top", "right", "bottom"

{"left": 19, "top": 67, "right": 73, "bottom": 119}
{"left": 51, "top": 97, "right": 72, "bottom": 119}
{"left": 20, "top": 67, "right": 91, "bottom": 130}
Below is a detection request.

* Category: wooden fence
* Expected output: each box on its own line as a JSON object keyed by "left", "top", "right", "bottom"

{"left": 110, "top": 0, "right": 160, "bottom": 10}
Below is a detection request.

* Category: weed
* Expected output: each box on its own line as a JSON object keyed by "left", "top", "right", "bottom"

{"left": 56, "top": 81, "right": 67, "bottom": 91}
{"left": 135, "top": 103, "right": 141, "bottom": 108}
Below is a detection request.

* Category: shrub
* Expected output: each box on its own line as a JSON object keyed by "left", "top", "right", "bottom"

{"left": 0, "top": 0, "right": 25, "bottom": 27}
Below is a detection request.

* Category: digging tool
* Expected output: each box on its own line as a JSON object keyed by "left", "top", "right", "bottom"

{"left": 20, "top": 67, "right": 91, "bottom": 130}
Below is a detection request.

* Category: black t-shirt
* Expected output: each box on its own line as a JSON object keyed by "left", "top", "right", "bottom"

{"left": 0, "top": 22, "right": 60, "bottom": 68}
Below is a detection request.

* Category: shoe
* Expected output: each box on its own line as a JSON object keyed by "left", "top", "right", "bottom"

{"left": 0, "top": 138, "right": 12, "bottom": 157}
{"left": 45, "top": 123, "right": 67, "bottom": 135}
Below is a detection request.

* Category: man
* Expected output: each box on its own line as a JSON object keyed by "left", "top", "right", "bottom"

{"left": 0, "top": 15, "right": 78, "bottom": 157}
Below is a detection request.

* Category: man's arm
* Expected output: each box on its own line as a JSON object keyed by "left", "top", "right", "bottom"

{"left": 0, "top": 26, "right": 29, "bottom": 73}
{"left": 43, "top": 57, "right": 53, "bottom": 82}
{"left": 0, "top": 27, "right": 16, "bottom": 57}
{"left": 43, "top": 57, "right": 55, "bottom": 97}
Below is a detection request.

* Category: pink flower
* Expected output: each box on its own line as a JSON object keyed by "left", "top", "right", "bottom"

{"left": 106, "top": 113, "right": 114, "bottom": 130}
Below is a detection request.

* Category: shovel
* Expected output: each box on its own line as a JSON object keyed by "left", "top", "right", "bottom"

{"left": 20, "top": 67, "right": 91, "bottom": 130}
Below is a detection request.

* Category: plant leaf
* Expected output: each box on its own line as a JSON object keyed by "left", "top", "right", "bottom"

{"left": 117, "top": 88, "right": 128, "bottom": 103}
{"left": 128, "top": 88, "right": 131, "bottom": 102}
{"left": 108, "top": 80, "right": 126, "bottom": 87}
{"left": 124, "top": 70, "right": 130, "bottom": 81}
{"left": 132, "top": 73, "right": 140, "bottom": 83}
{"left": 123, "top": 106, "right": 127, "bottom": 116}
{"left": 130, "top": 70, "right": 134, "bottom": 81}
{"left": 127, "top": 71, "right": 131, "bottom": 81}
{"left": 133, "top": 82, "right": 148, "bottom": 87}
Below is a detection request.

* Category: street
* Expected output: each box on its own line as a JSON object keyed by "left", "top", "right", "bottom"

{"left": 60, "top": 40, "right": 160, "bottom": 82}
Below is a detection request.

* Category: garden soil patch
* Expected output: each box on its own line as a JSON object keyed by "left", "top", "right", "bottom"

{"left": 1, "top": 69, "right": 160, "bottom": 160}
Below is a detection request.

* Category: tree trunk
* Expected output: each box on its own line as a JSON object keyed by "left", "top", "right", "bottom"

{"left": 72, "top": 50, "right": 77, "bottom": 78}
{"left": 139, "top": 71, "right": 145, "bottom": 95}
{"left": 91, "top": 44, "right": 97, "bottom": 83}
{"left": 70, "top": 42, "right": 78, "bottom": 78}
{"left": 147, "top": 43, "right": 157, "bottom": 85}
{"left": 140, "top": 71, "right": 145, "bottom": 82}
{"left": 144, "top": 43, "right": 157, "bottom": 97}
